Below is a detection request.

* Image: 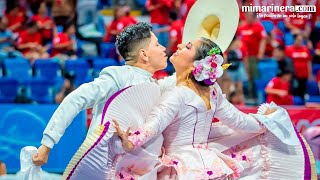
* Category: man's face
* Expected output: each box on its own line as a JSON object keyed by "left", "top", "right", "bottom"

{"left": 145, "top": 32, "right": 168, "bottom": 72}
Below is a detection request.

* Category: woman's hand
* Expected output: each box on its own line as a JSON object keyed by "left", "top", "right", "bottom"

{"left": 112, "top": 120, "right": 135, "bottom": 152}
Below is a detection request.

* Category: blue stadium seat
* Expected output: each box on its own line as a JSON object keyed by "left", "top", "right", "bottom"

{"left": 3, "top": 58, "right": 32, "bottom": 83}
{"left": 307, "top": 80, "right": 320, "bottom": 96}
{"left": 258, "top": 59, "right": 278, "bottom": 81}
{"left": 0, "top": 77, "right": 18, "bottom": 103}
{"left": 277, "top": 21, "right": 287, "bottom": 33}
{"left": 284, "top": 33, "right": 294, "bottom": 46}
{"left": 64, "top": 60, "right": 91, "bottom": 86}
{"left": 312, "top": 64, "right": 320, "bottom": 76}
{"left": 100, "top": 42, "right": 117, "bottom": 59}
{"left": 92, "top": 58, "right": 119, "bottom": 77}
{"left": 135, "top": 0, "right": 147, "bottom": 7}
{"left": 261, "top": 20, "right": 274, "bottom": 33}
{"left": 34, "top": 60, "right": 62, "bottom": 84}
{"left": 57, "top": 25, "right": 63, "bottom": 33}
{"left": 293, "top": 96, "right": 304, "bottom": 105}
{"left": 97, "top": 15, "right": 105, "bottom": 35}
{"left": 307, "top": 96, "right": 320, "bottom": 103}
{"left": 255, "top": 79, "right": 270, "bottom": 104}
{"left": 29, "top": 78, "right": 54, "bottom": 104}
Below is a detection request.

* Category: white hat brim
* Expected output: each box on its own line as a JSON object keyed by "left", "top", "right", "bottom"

{"left": 182, "top": 0, "right": 239, "bottom": 53}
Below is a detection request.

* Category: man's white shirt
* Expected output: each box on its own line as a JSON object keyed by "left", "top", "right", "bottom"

{"left": 41, "top": 65, "right": 176, "bottom": 148}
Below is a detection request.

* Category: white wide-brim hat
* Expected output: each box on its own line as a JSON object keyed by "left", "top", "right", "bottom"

{"left": 182, "top": 0, "right": 239, "bottom": 53}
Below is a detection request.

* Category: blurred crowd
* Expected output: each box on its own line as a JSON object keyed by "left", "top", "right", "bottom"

{"left": 0, "top": 0, "right": 319, "bottom": 106}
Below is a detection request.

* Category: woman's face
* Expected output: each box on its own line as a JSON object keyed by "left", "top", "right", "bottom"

{"left": 170, "top": 39, "right": 202, "bottom": 74}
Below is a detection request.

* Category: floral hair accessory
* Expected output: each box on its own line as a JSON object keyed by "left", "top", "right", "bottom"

{"left": 192, "top": 47, "right": 226, "bottom": 86}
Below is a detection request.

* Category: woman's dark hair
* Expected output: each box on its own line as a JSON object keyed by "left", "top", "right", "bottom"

{"left": 194, "top": 37, "right": 223, "bottom": 60}
{"left": 192, "top": 37, "right": 223, "bottom": 87}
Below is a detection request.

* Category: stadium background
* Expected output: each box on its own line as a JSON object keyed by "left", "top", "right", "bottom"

{"left": 0, "top": 0, "right": 319, "bottom": 177}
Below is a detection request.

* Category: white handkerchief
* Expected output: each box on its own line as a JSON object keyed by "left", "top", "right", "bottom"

{"left": 20, "top": 146, "right": 42, "bottom": 180}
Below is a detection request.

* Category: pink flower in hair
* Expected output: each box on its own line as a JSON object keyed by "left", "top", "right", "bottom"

{"left": 206, "top": 54, "right": 217, "bottom": 64}
{"left": 210, "top": 62, "right": 217, "bottom": 68}
{"left": 208, "top": 71, "right": 217, "bottom": 80}
{"left": 192, "top": 64, "right": 203, "bottom": 76}
{"left": 192, "top": 47, "right": 225, "bottom": 85}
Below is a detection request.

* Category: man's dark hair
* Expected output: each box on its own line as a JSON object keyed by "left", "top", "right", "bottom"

{"left": 116, "top": 22, "right": 152, "bottom": 61}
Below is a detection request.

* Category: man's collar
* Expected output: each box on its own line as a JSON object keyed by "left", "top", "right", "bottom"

{"left": 126, "top": 65, "right": 153, "bottom": 77}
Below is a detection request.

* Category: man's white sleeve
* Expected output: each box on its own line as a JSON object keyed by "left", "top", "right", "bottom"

{"left": 41, "top": 71, "right": 119, "bottom": 148}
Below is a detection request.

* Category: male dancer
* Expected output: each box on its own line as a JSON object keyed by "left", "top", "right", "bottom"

{"left": 33, "top": 22, "right": 175, "bottom": 166}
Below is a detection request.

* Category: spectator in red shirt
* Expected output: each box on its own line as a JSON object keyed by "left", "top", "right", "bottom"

{"left": 264, "top": 32, "right": 280, "bottom": 58}
{"left": 284, "top": 3, "right": 312, "bottom": 38}
{"left": 0, "top": 17, "right": 23, "bottom": 59}
{"left": 119, "top": 5, "right": 138, "bottom": 28}
{"left": 265, "top": 70, "right": 293, "bottom": 105}
{"left": 51, "top": 22, "right": 76, "bottom": 63}
{"left": 167, "top": 11, "right": 183, "bottom": 55}
{"left": 238, "top": 12, "right": 267, "bottom": 98}
{"left": 285, "top": 33, "right": 313, "bottom": 101}
{"left": 31, "top": 1, "right": 56, "bottom": 45}
{"left": 146, "top": 0, "right": 173, "bottom": 47}
{"left": 17, "top": 21, "right": 49, "bottom": 64}
{"left": 238, "top": 12, "right": 267, "bottom": 59}
{"left": 4, "top": 5, "right": 26, "bottom": 34}
{"left": 104, "top": 6, "right": 125, "bottom": 43}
